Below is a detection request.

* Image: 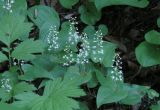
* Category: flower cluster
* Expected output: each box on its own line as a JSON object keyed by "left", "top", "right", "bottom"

{"left": 1, "top": 77, "right": 12, "bottom": 92}
{"left": 91, "top": 30, "right": 104, "bottom": 62}
{"left": 1, "top": 0, "right": 15, "bottom": 13}
{"left": 68, "top": 17, "right": 80, "bottom": 45}
{"left": 62, "top": 47, "right": 75, "bottom": 66}
{"left": 109, "top": 53, "right": 124, "bottom": 82}
{"left": 46, "top": 17, "right": 105, "bottom": 66}
{"left": 76, "top": 33, "right": 90, "bottom": 64}
{"left": 47, "top": 25, "right": 59, "bottom": 51}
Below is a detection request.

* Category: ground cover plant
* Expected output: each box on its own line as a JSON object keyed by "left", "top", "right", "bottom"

{"left": 0, "top": 0, "right": 160, "bottom": 110}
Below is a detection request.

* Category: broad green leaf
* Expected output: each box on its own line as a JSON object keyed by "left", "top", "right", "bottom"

{"left": 13, "top": 92, "right": 40, "bottom": 108}
{"left": 75, "top": 102, "right": 89, "bottom": 110}
{"left": 59, "top": 0, "right": 79, "bottom": 9}
{"left": 95, "top": 70, "right": 108, "bottom": 86}
{"left": 95, "top": 0, "right": 149, "bottom": 10}
{"left": 145, "top": 30, "right": 160, "bottom": 45}
{"left": 98, "top": 25, "right": 108, "bottom": 36}
{"left": 13, "top": 82, "right": 36, "bottom": 95}
{"left": 28, "top": 5, "right": 60, "bottom": 28}
{"left": 19, "top": 64, "right": 53, "bottom": 81}
{"left": 120, "top": 84, "right": 149, "bottom": 105}
{"left": 0, "top": 0, "right": 27, "bottom": 15}
{"left": 0, "top": 71, "right": 19, "bottom": 101}
{"left": 64, "top": 65, "right": 92, "bottom": 85}
{"left": 0, "top": 14, "right": 32, "bottom": 46}
{"left": 0, "top": 52, "right": 8, "bottom": 62}
{"left": 135, "top": 41, "right": 160, "bottom": 67}
{"left": 39, "top": 22, "right": 59, "bottom": 41}
{"left": 32, "top": 54, "right": 56, "bottom": 71}
{"left": 151, "top": 101, "right": 160, "bottom": 110}
{"left": 0, "top": 88, "right": 12, "bottom": 102}
{"left": 0, "top": 102, "right": 24, "bottom": 110}
{"left": 79, "top": 2, "right": 101, "bottom": 25}
{"left": 87, "top": 72, "right": 98, "bottom": 88}
{"left": 11, "top": 39, "right": 45, "bottom": 60}
{"left": 83, "top": 25, "right": 108, "bottom": 38}
{"left": 50, "top": 65, "right": 66, "bottom": 78}
{"left": 97, "top": 83, "right": 128, "bottom": 108}
{"left": 102, "top": 42, "right": 117, "bottom": 67}
{"left": 14, "top": 78, "right": 85, "bottom": 110}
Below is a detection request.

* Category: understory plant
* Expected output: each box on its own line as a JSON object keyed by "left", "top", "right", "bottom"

{"left": 0, "top": 0, "right": 159, "bottom": 110}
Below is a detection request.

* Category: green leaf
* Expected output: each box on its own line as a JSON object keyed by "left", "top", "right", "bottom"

{"left": 32, "top": 54, "right": 56, "bottom": 71}
{"left": 145, "top": 30, "right": 160, "bottom": 45}
{"left": 0, "top": 0, "right": 27, "bottom": 15}
{"left": 13, "top": 82, "right": 36, "bottom": 95}
{"left": 135, "top": 41, "right": 160, "bottom": 67}
{"left": 98, "top": 25, "right": 108, "bottom": 36}
{"left": 14, "top": 78, "right": 85, "bottom": 110}
{"left": 13, "top": 92, "right": 40, "bottom": 108}
{"left": 95, "top": 70, "right": 108, "bottom": 86}
{"left": 19, "top": 64, "right": 54, "bottom": 81}
{"left": 0, "top": 52, "right": 8, "bottom": 62}
{"left": 28, "top": 5, "right": 60, "bottom": 28}
{"left": 0, "top": 88, "right": 12, "bottom": 102}
{"left": 0, "top": 102, "right": 24, "bottom": 110}
{"left": 94, "top": 0, "right": 149, "bottom": 10}
{"left": 64, "top": 65, "right": 92, "bottom": 85}
{"left": 151, "top": 101, "right": 160, "bottom": 110}
{"left": 79, "top": 2, "right": 101, "bottom": 25}
{"left": 0, "top": 71, "right": 19, "bottom": 102}
{"left": 83, "top": 25, "right": 108, "bottom": 38}
{"left": 120, "top": 84, "right": 149, "bottom": 105}
{"left": 11, "top": 39, "right": 45, "bottom": 60}
{"left": 75, "top": 102, "right": 89, "bottom": 110}
{"left": 97, "top": 83, "right": 128, "bottom": 108}
{"left": 0, "top": 14, "right": 32, "bottom": 46}
{"left": 102, "top": 42, "right": 117, "bottom": 67}
{"left": 59, "top": 0, "right": 79, "bottom": 9}
{"left": 87, "top": 72, "right": 98, "bottom": 88}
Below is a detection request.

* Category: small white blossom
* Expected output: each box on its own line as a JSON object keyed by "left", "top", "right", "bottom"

{"left": 1, "top": 0, "right": 15, "bottom": 13}
{"left": 62, "top": 46, "right": 75, "bottom": 66}
{"left": 76, "top": 33, "right": 90, "bottom": 64}
{"left": 47, "top": 25, "right": 60, "bottom": 51}
{"left": 109, "top": 53, "right": 124, "bottom": 82}
{"left": 1, "top": 77, "right": 12, "bottom": 92}
{"left": 46, "top": 17, "right": 106, "bottom": 66}
{"left": 68, "top": 17, "right": 80, "bottom": 45}
{"left": 91, "top": 30, "right": 104, "bottom": 62}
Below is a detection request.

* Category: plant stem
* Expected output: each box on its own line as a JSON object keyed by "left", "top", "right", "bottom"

{"left": 8, "top": 45, "right": 12, "bottom": 68}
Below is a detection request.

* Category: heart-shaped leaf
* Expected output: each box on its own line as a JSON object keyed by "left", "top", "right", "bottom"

{"left": 94, "top": 0, "right": 149, "bottom": 10}
{"left": 59, "top": 0, "right": 79, "bottom": 9}
{"left": 136, "top": 41, "right": 160, "bottom": 67}
{"left": 79, "top": 2, "right": 101, "bottom": 25}
{"left": 145, "top": 30, "right": 160, "bottom": 45}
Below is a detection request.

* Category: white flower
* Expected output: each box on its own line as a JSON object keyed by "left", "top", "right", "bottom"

{"left": 47, "top": 25, "right": 60, "bottom": 51}
{"left": 109, "top": 53, "right": 124, "bottom": 82}
{"left": 1, "top": 77, "right": 12, "bottom": 92}
{"left": 68, "top": 17, "right": 80, "bottom": 45}
{"left": 2, "top": 0, "right": 15, "bottom": 13}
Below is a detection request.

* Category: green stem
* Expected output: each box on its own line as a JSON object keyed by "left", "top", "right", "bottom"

{"left": 8, "top": 45, "right": 12, "bottom": 68}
